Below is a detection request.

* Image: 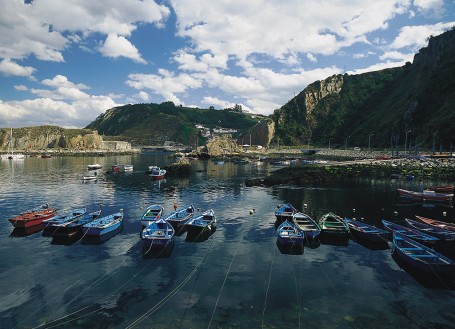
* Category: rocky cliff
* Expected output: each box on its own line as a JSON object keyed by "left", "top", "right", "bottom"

{"left": 0, "top": 126, "right": 104, "bottom": 150}
{"left": 236, "top": 118, "right": 275, "bottom": 147}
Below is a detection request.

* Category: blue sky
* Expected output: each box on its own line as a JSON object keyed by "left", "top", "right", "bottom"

{"left": 0, "top": 0, "right": 454, "bottom": 128}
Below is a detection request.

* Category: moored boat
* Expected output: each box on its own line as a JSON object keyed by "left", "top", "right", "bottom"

{"left": 415, "top": 215, "right": 455, "bottom": 232}
{"left": 122, "top": 164, "right": 133, "bottom": 172}
{"left": 42, "top": 208, "right": 87, "bottom": 229}
{"left": 163, "top": 204, "right": 195, "bottom": 229}
{"left": 275, "top": 203, "right": 297, "bottom": 222}
{"left": 87, "top": 164, "right": 102, "bottom": 170}
{"left": 8, "top": 204, "right": 57, "bottom": 228}
{"left": 392, "top": 232, "right": 455, "bottom": 277}
{"left": 141, "top": 204, "right": 164, "bottom": 228}
{"left": 150, "top": 166, "right": 166, "bottom": 180}
{"left": 397, "top": 188, "right": 453, "bottom": 202}
{"left": 292, "top": 212, "right": 321, "bottom": 239}
{"left": 425, "top": 185, "right": 454, "bottom": 193}
{"left": 319, "top": 212, "right": 349, "bottom": 237}
{"left": 276, "top": 220, "right": 304, "bottom": 247}
{"left": 184, "top": 209, "right": 216, "bottom": 235}
{"left": 141, "top": 218, "right": 175, "bottom": 248}
{"left": 404, "top": 218, "right": 455, "bottom": 242}
{"left": 381, "top": 219, "right": 439, "bottom": 245}
{"left": 51, "top": 209, "right": 102, "bottom": 237}
{"left": 343, "top": 218, "right": 391, "bottom": 242}
{"left": 81, "top": 210, "right": 124, "bottom": 237}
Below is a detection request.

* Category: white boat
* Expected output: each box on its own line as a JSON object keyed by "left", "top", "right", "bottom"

{"left": 141, "top": 204, "right": 164, "bottom": 228}
{"left": 87, "top": 164, "right": 102, "bottom": 170}
{"left": 150, "top": 166, "right": 166, "bottom": 180}
{"left": 122, "top": 164, "right": 133, "bottom": 172}
{"left": 3, "top": 128, "right": 25, "bottom": 159}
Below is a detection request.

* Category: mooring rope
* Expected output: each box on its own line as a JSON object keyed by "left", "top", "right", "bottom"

{"left": 207, "top": 247, "right": 238, "bottom": 329}
{"left": 261, "top": 248, "right": 275, "bottom": 329}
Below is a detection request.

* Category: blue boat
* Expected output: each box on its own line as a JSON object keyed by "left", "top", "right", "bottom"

{"left": 344, "top": 218, "right": 391, "bottom": 242}
{"left": 275, "top": 203, "right": 297, "bottom": 222}
{"left": 163, "top": 204, "right": 195, "bottom": 229}
{"left": 140, "top": 204, "right": 164, "bottom": 228}
{"left": 81, "top": 210, "right": 124, "bottom": 237}
{"left": 51, "top": 209, "right": 102, "bottom": 238}
{"left": 276, "top": 220, "right": 304, "bottom": 247}
{"left": 142, "top": 218, "right": 175, "bottom": 249}
{"left": 382, "top": 220, "right": 439, "bottom": 246}
{"left": 392, "top": 232, "right": 455, "bottom": 277}
{"left": 184, "top": 209, "right": 216, "bottom": 235}
{"left": 42, "top": 208, "right": 87, "bottom": 229}
{"left": 405, "top": 218, "right": 455, "bottom": 242}
{"left": 292, "top": 212, "right": 321, "bottom": 239}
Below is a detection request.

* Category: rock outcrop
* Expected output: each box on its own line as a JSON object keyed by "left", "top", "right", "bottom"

{"left": 202, "top": 135, "right": 244, "bottom": 157}
{"left": 237, "top": 118, "right": 275, "bottom": 147}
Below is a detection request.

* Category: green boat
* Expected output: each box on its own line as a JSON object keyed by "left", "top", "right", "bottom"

{"left": 319, "top": 212, "right": 350, "bottom": 237}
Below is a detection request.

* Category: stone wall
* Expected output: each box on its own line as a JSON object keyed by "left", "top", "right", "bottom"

{"left": 103, "top": 141, "right": 131, "bottom": 150}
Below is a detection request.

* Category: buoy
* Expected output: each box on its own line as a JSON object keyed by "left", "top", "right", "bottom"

{"left": 249, "top": 209, "right": 254, "bottom": 215}
{"left": 443, "top": 211, "right": 447, "bottom": 216}
{"left": 303, "top": 204, "right": 308, "bottom": 208}
{"left": 352, "top": 208, "right": 356, "bottom": 213}
{"left": 393, "top": 211, "right": 398, "bottom": 216}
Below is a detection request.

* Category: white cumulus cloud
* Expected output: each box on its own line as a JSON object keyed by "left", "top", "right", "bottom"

{"left": 99, "top": 33, "right": 147, "bottom": 64}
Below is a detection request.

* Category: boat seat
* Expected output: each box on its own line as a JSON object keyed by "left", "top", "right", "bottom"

{"left": 411, "top": 254, "right": 436, "bottom": 258}
{"left": 401, "top": 248, "right": 421, "bottom": 251}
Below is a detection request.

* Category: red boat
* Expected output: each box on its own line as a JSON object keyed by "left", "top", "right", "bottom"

{"left": 150, "top": 166, "right": 166, "bottom": 180}
{"left": 397, "top": 188, "right": 453, "bottom": 202}
{"left": 415, "top": 215, "right": 455, "bottom": 232}
{"left": 9, "top": 208, "right": 57, "bottom": 228}
{"left": 426, "top": 185, "right": 455, "bottom": 193}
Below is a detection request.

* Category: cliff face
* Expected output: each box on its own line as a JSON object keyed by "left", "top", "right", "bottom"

{"left": 204, "top": 135, "right": 243, "bottom": 156}
{"left": 237, "top": 118, "right": 275, "bottom": 147}
{"left": 0, "top": 126, "right": 104, "bottom": 150}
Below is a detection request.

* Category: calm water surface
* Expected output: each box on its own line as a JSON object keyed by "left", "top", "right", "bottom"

{"left": 0, "top": 153, "right": 454, "bottom": 329}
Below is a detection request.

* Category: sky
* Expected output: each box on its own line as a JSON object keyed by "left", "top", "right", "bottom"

{"left": 0, "top": 0, "right": 454, "bottom": 128}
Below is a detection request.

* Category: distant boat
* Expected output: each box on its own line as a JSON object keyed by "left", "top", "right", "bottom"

{"left": 381, "top": 219, "right": 439, "bottom": 246}
{"left": 404, "top": 218, "right": 455, "bottom": 242}
{"left": 274, "top": 203, "right": 297, "bottom": 222}
{"left": 87, "top": 164, "right": 102, "bottom": 170}
{"left": 319, "top": 212, "right": 349, "bottom": 237}
{"left": 4, "top": 128, "right": 25, "bottom": 160}
{"left": 41, "top": 153, "right": 51, "bottom": 158}
{"left": 122, "top": 164, "right": 133, "bottom": 172}
{"left": 81, "top": 210, "right": 124, "bottom": 237}
{"left": 415, "top": 215, "right": 455, "bottom": 232}
{"left": 276, "top": 220, "right": 304, "bottom": 247}
{"left": 141, "top": 204, "right": 164, "bottom": 228}
{"left": 141, "top": 218, "right": 175, "bottom": 248}
{"left": 292, "top": 212, "right": 321, "bottom": 239}
{"left": 149, "top": 166, "right": 166, "bottom": 180}
{"left": 163, "top": 204, "right": 195, "bottom": 229}
{"left": 302, "top": 149, "right": 319, "bottom": 156}
{"left": 425, "top": 185, "right": 454, "bottom": 193}
{"left": 184, "top": 209, "right": 216, "bottom": 235}
{"left": 392, "top": 232, "right": 455, "bottom": 277}
{"left": 343, "top": 218, "right": 391, "bottom": 242}
{"left": 397, "top": 188, "right": 453, "bottom": 202}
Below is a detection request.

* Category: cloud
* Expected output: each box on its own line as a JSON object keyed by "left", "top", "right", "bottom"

{"left": 0, "top": 59, "right": 36, "bottom": 77}
{"left": 202, "top": 96, "right": 234, "bottom": 109}
{"left": 414, "top": 0, "right": 444, "bottom": 17}
{"left": 390, "top": 22, "right": 455, "bottom": 50}
{"left": 99, "top": 33, "right": 147, "bottom": 64}
{"left": 14, "top": 85, "right": 28, "bottom": 91}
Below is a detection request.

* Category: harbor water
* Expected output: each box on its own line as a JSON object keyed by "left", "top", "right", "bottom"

{"left": 0, "top": 153, "right": 454, "bottom": 328}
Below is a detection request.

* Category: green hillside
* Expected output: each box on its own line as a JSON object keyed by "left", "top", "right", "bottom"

{"left": 86, "top": 102, "right": 262, "bottom": 145}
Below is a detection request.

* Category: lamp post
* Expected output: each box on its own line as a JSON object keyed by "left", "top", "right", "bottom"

{"left": 345, "top": 135, "right": 350, "bottom": 150}
{"left": 328, "top": 138, "right": 332, "bottom": 150}
{"left": 368, "top": 133, "right": 374, "bottom": 150}
{"left": 405, "top": 130, "right": 411, "bottom": 154}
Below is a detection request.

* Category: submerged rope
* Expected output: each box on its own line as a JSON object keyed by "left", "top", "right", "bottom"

{"left": 261, "top": 248, "right": 275, "bottom": 329}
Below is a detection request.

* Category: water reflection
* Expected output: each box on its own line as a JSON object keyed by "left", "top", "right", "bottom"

{"left": 10, "top": 223, "right": 45, "bottom": 237}
{"left": 276, "top": 240, "right": 304, "bottom": 255}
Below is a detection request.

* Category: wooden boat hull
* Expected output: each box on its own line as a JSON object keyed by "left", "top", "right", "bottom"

{"left": 293, "top": 212, "right": 321, "bottom": 239}
{"left": 344, "top": 218, "right": 391, "bottom": 242}
{"left": 405, "top": 218, "right": 455, "bottom": 242}
{"left": 274, "top": 203, "right": 297, "bottom": 222}
{"left": 415, "top": 215, "right": 455, "bottom": 232}
{"left": 382, "top": 220, "right": 439, "bottom": 246}
{"left": 82, "top": 220, "right": 122, "bottom": 236}
{"left": 277, "top": 221, "right": 304, "bottom": 247}
{"left": 392, "top": 233, "right": 455, "bottom": 277}
{"left": 8, "top": 210, "right": 57, "bottom": 228}
{"left": 397, "top": 188, "right": 453, "bottom": 202}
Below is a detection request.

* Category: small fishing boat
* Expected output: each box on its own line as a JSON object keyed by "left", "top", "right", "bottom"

{"left": 141, "top": 204, "right": 164, "bottom": 228}
{"left": 343, "top": 218, "right": 391, "bottom": 242}
{"left": 42, "top": 208, "right": 87, "bottom": 228}
{"left": 292, "top": 212, "right": 321, "bottom": 239}
{"left": 150, "top": 166, "right": 166, "bottom": 180}
{"left": 4, "top": 128, "right": 25, "bottom": 159}
{"left": 397, "top": 188, "right": 453, "bottom": 202}
{"left": 83, "top": 173, "right": 98, "bottom": 181}
{"left": 275, "top": 203, "right": 298, "bottom": 222}
{"left": 163, "top": 204, "right": 195, "bottom": 229}
{"left": 141, "top": 218, "right": 175, "bottom": 248}
{"left": 276, "top": 220, "right": 304, "bottom": 247}
{"left": 392, "top": 232, "right": 455, "bottom": 277}
{"left": 51, "top": 209, "right": 102, "bottom": 238}
{"left": 415, "top": 215, "right": 455, "bottom": 232}
{"left": 112, "top": 164, "right": 120, "bottom": 172}
{"left": 425, "top": 185, "right": 454, "bottom": 193}
{"left": 404, "top": 218, "right": 455, "bottom": 242}
{"left": 81, "top": 210, "right": 124, "bottom": 237}
{"left": 184, "top": 209, "right": 216, "bottom": 235}
{"left": 87, "top": 164, "right": 102, "bottom": 170}
{"left": 319, "top": 212, "right": 349, "bottom": 237}
{"left": 381, "top": 220, "right": 439, "bottom": 245}
{"left": 8, "top": 204, "right": 57, "bottom": 228}
{"left": 122, "top": 164, "right": 133, "bottom": 172}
